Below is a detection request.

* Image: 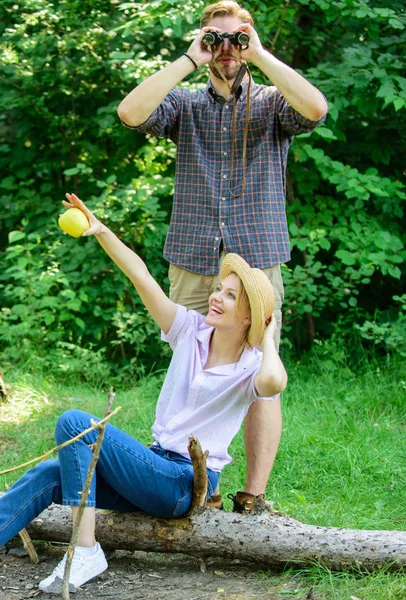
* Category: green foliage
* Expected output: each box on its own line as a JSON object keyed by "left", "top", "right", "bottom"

{"left": 0, "top": 0, "right": 179, "bottom": 378}
{"left": 0, "top": 188, "right": 171, "bottom": 381}
{"left": 0, "top": 0, "right": 405, "bottom": 375}
{"left": 249, "top": 0, "right": 406, "bottom": 352}
{"left": 356, "top": 294, "right": 406, "bottom": 357}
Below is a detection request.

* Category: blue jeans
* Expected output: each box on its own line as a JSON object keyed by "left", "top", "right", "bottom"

{"left": 0, "top": 409, "right": 219, "bottom": 546}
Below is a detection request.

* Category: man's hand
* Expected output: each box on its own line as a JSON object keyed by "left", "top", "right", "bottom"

{"left": 191, "top": 23, "right": 266, "bottom": 68}
{"left": 232, "top": 23, "right": 264, "bottom": 64}
{"left": 186, "top": 26, "right": 224, "bottom": 67}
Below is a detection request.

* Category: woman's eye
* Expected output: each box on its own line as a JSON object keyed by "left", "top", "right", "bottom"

{"left": 228, "top": 292, "right": 236, "bottom": 299}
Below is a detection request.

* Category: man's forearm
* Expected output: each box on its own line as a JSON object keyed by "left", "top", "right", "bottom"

{"left": 252, "top": 48, "right": 327, "bottom": 121}
{"left": 117, "top": 55, "right": 196, "bottom": 127}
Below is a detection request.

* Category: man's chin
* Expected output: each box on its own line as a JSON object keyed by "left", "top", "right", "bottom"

{"left": 210, "top": 63, "right": 241, "bottom": 82}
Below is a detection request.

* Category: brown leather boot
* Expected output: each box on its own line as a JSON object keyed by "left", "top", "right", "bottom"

{"left": 206, "top": 494, "right": 224, "bottom": 510}
{"left": 227, "top": 491, "right": 265, "bottom": 514}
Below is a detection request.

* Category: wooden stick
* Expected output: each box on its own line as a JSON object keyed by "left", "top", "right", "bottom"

{"left": 0, "top": 406, "right": 121, "bottom": 476}
{"left": 188, "top": 436, "right": 209, "bottom": 510}
{"left": 62, "top": 388, "right": 116, "bottom": 599}
{"left": 18, "top": 528, "right": 39, "bottom": 564}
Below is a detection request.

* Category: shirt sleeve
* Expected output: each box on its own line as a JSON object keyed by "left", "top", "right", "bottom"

{"left": 245, "top": 350, "right": 281, "bottom": 402}
{"left": 273, "top": 88, "right": 327, "bottom": 136}
{"left": 251, "top": 370, "right": 280, "bottom": 401}
{"left": 253, "top": 386, "right": 280, "bottom": 402}
{"left": 120, "top": 89, "right": 183, "bottom": 143}
{"left": 161, "top": 304, "right": 188, "bottom": 349}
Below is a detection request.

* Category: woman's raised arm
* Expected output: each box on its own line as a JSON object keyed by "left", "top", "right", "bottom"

{"left": 254, "top": 315, "right": 288, "bottom": 398}
{"left": 63, "top": 193, "right": 178, "bottom": 335}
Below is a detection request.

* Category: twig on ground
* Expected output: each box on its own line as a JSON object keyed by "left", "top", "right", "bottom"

{"left": 18, "top": 528, "right": 39, "bottom": 564}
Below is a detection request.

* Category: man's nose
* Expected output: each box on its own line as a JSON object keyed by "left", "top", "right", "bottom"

{"left": 221, "top": 37, "right": 232, "bottom": 51}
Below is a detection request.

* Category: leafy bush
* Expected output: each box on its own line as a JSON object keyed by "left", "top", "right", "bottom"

{"left": 356, "top": 294, "right": 406, "bottom": 357}
{"left": 0, "top": 0, "right": 405, "bottom": 377}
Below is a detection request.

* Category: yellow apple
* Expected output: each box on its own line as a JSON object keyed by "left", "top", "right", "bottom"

{"left": 58, "top": 208, "right": 89, "bottom": 238}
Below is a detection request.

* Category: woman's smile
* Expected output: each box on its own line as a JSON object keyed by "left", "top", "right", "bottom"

{"left": 208, "top": 301, "right": 223, "bottom": 316}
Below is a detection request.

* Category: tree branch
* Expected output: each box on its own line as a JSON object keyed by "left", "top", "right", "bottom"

{"left": 0, "top": 405, "right": 121, "bottom": 476}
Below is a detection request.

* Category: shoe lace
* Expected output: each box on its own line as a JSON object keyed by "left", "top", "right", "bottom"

{"left": 52, "top": 555, "right": 68, "bottom": 578}
{"left": 227, "top": 492, "right": 244, "bottom": 513}
{"left": 53, "top": 552, "right": 85, "bottom": 578}
{"left": 227, "top": 492, "right": 254, "bottom": 514}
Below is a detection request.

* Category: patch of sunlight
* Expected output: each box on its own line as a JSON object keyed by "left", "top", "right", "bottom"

{"left": 0, "top": 383, "right": 50, "bottom": 425}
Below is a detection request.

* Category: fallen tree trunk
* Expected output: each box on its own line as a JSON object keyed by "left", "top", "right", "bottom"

{"left": 21, "top": 501, "right": 405, "bottom": 571}
{"left": 2, "top": 440, "right": 404, "bottom": 572}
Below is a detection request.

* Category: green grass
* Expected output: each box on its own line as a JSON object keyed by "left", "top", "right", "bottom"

{"left": 223, "top": 356, "right": 405, "bottom": 531}
{"left": 1, "top": 354, "right": 405, "bottom": 599}
{"left": 258, "top": 564, "right": 406, "bottom": 600}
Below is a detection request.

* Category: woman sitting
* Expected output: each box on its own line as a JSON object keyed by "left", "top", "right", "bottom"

{"left": 0, "top": 193, "right": 287, "bottom": 591}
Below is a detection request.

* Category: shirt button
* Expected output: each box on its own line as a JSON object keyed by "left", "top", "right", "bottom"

{"left": 223, "top": 151, "right": 228, "bottom": 156}
{"left": 225, "top": 105, "right": 229, "bottom": 109}
{"left": 222, "top": 127, "right": 227, "bottom": 131}
{"left": 222, "top": 174, "right": 227, "bottom": 179}
{"left": 215, "top": 236, "right": 219, "bottom": 241}
{"left": 221, "top": 222, "right": 225, "bottom": 227}
{"left": 221, "top": 197, "right": 226, "bottom": 201}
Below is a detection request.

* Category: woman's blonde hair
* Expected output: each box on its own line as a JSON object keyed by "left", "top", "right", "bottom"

{"left": 235, "top": 275, "right": 251, "bottom": 350}
{"left": 200, "top": 1, "right": 254, "bottom": 28}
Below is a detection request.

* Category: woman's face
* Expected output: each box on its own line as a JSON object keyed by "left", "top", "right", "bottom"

{"left": 206, "top": 273, "right": 251, "bottom": 334}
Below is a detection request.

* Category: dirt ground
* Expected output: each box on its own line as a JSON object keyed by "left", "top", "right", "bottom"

{"left": 0, "top": 542, "right": 298, "bottom": 600}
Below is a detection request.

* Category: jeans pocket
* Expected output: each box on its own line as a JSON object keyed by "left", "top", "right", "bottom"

{"left": 172, "top": 488, "right": 193, "bottom": 517}
{"left": 172, "top": 464, "right": 194, "bottom": 517}
{"left": 171, "top": 468, "right": 220, "bottom": 517}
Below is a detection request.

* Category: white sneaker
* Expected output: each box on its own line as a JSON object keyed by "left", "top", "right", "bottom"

{"left": 39, "top": 543, "right": 108, "bottom": 590}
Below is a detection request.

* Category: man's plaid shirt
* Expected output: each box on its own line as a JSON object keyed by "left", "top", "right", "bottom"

{"left": 129, "top": 77, "right": 326, "bottom": 275}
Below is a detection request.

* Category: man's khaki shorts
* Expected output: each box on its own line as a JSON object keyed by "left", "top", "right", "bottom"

{"left": 168, "top": 255, "right": 284, "bottom": 351}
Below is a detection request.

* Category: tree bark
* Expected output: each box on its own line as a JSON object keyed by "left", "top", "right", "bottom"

{"left": 20, "top": 501, "right": 405, "bottom": 571}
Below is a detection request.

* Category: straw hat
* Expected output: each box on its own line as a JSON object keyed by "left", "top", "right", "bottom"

{"left": 219, "top": 253, "right": 275, "bottom": 348}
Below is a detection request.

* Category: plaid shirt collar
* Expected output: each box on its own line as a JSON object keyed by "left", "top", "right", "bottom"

{"left": 206, "top": 73, "right": 249, "bottom": 104}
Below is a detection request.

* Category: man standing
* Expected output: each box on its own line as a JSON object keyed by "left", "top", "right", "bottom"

{"left": 118, "top": 1, "right": 327, "bottom": 512}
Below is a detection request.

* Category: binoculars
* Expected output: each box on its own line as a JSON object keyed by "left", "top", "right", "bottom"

{"left": 202, "top": 31, "right": 250, "bottom": 48}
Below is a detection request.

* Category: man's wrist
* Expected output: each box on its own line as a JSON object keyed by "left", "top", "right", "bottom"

{"left": 249, "top": 46, "right": 272, "bottom": 69}
{"left": 183, "top": 53, "right": 199, "bottom": 70}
